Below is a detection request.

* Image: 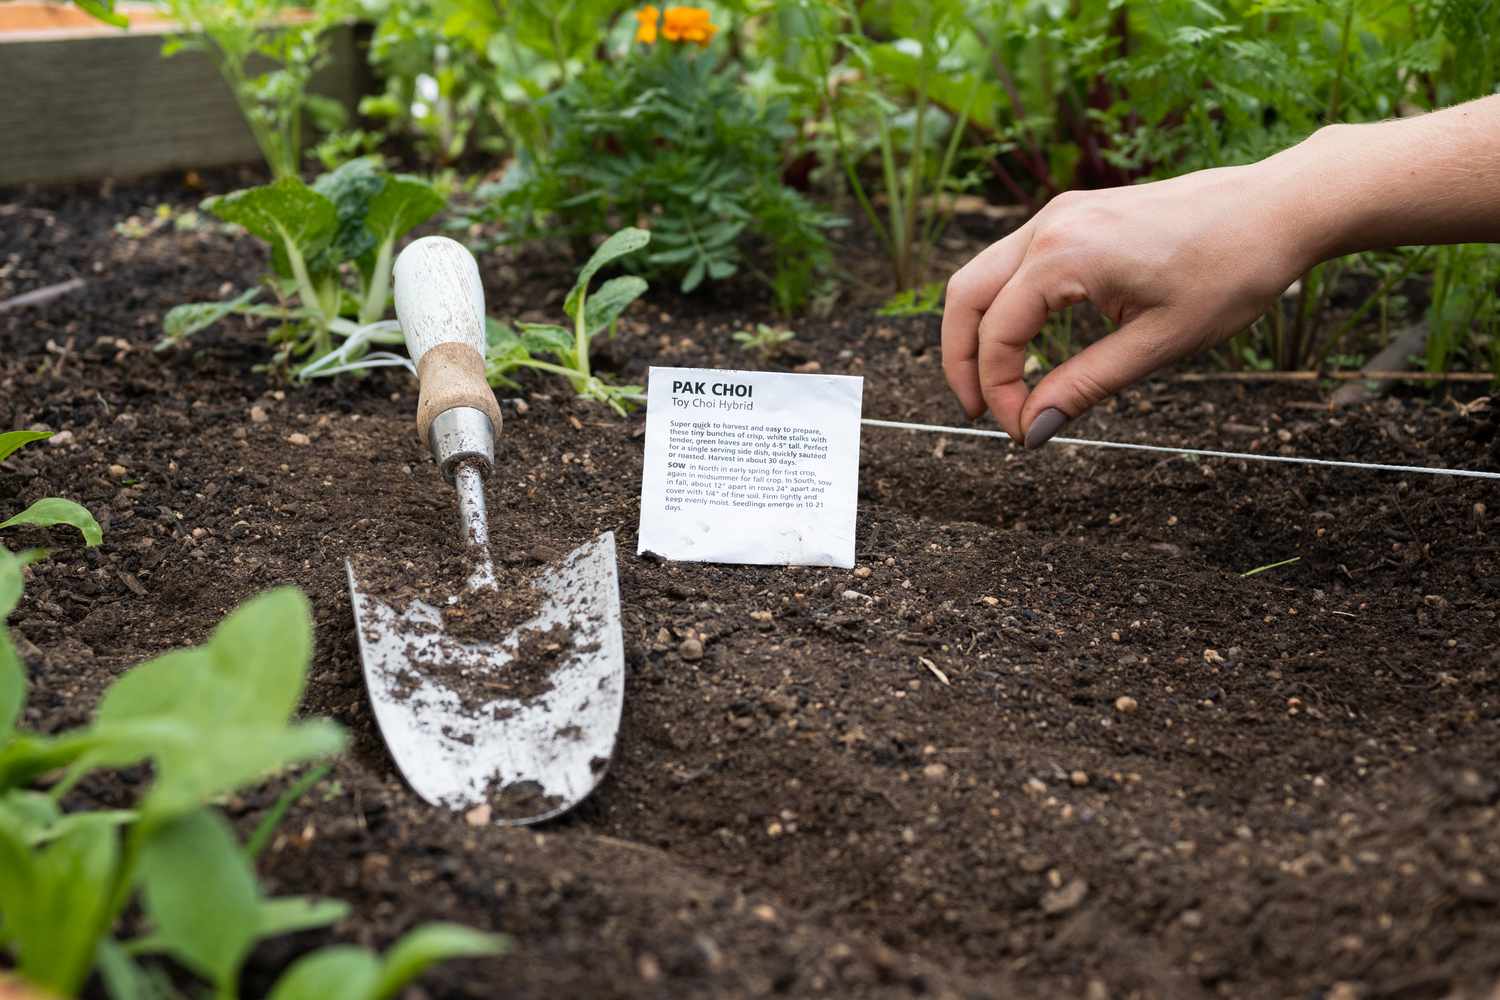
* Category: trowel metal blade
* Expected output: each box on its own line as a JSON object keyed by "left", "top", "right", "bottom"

{"left": 349, "top": 532, "right": 625, "bottom": 825}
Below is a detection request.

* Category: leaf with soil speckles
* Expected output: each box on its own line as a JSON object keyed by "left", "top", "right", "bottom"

{"left": 0, "top": 498, "right": 103, "bottom": 547}
{"left": 0, "top": 431, "right": 50, "bottom": 463}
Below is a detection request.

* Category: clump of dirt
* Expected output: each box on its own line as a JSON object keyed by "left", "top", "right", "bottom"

{"left": 392, "top": 622, "right": 574, "bottom": 717}
{"left": 488, "top": 778, "right": 566, "bottom": 821}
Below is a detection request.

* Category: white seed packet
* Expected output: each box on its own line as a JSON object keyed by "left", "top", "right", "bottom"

{"left": 637, "top": 366, "right": 864, "bottom": 568}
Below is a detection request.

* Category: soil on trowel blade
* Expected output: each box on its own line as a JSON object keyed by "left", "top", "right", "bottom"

{"left": 390, "top": 621, "right": 574, "bottom": 719}
{"left": 351, "top": 543, "right": 551, "bottom": 644}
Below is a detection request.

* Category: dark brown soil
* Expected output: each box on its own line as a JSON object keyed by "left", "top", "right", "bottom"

{"left": 3, "top": 174, "right": 1500, "bottom": 1000}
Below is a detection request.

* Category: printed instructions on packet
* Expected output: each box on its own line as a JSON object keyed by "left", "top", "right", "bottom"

{"left": 637, "top": 366, "right": 864, "bottom": 567}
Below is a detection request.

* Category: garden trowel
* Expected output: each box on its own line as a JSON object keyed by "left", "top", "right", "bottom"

{"left": 347, "top": 236, "right": 625, "bottom": 826}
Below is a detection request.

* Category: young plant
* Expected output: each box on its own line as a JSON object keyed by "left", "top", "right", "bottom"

{"left": 487, "top": 7, "right": 837, "bottom": 312}
{"left": 486, "top": 228, "right": 650, "bottom": 414}
{"left": 157, "top": 0, "right": 353, "bottom": 179}
{"left": 0, "top": 431, "right": 102, "bottom": 560}
{"left": 0, "top": 580, "right": 505, "bottom": 998}
{"left": 161, "top": 158, "right": 445, "bottom": 372}
{"left": 776, "top": 0, "right": 984, "bottom": 291}
{"left": 732, "top": 323, "right": 797, "bottom": 362}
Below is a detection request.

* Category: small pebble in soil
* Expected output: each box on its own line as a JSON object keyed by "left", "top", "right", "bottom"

{"left": 1203, "top": 648, "right": 1225, "bottom": 664}
{"left": 108, "top": 463, "right": 126, "bottom": 477}
{"left": 464, "top": 803, "right": 491, "bottom": 827}
{"left": 1114, "top": 696, "right": 1139, "bottom": 714}
{"left": 679, "top": 637, "right": 704, "bottom": 661}
{"left": 1070, "top": 770, "right": 1089, "bottom": 787}
{"left": 1041, "top": 878, "right": 1089, "bottom": 915}
{"left": 853, "top": 565, "right": 872, "bottom": 578}
{"left": 923, "top": 762, "right": 949, "bottom": 781}
{"left": 47, "top": 430, "right": 74, "bottom": 447}
{"left": 287, "top": 433, "right": 311, "bottom": 446}
{"left": 249, "top": 406, "right": 269, "bottom": 423}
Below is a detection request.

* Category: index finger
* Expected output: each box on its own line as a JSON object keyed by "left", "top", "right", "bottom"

{"left": 941, "top": 223, "right": 1034, "bottom": 419}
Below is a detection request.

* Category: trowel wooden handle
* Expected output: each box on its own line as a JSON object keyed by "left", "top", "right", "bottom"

{"left": 393, "top": 236, "right": 503, "bottom": 449}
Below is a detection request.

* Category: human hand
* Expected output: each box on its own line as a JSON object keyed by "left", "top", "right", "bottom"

{"left": 941, "top": 156, "right": 1318, "bottom": 447}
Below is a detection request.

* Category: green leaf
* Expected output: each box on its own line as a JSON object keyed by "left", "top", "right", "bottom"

{"left": 564, "top": 227, "right": 650, "bottom": 319}
{"left": 365, "top": 175, "right": 444, "bottom": 245}
{"left": 73, "top": 0, "right": 129, "bottom": 27}
{"left": 256, "top": 896, "right": 350, "bottom": 938}
{"left": 84, "top": 588, "right": 344, "bottom": 821}
{"left": 0, "top": 816, "right": 120, "bottom": 995}
{"left": 0, "top": 549, "right": 23, "bottom": 737}
{"left": 160, "top": 287, "right": 263, "bottom": 347}
{"left": 203, "top": 179, "right": 338, "bottom": 279}
{"left": 583, "top": 276, "right": 647, "bottom": 335}
{"left": 97, "top": 939, "right": 175, "bottom": 1000}
{"left": 0, "top": 431, "right": 50, "bottom": 463}
{"left": 269, "top": 946, "right": 381, "bottom": 1000}
{"left": 1, "top": 497, "right": 103, "bottom": 547}
{"left": 681, "top": 257, "right": 707, "bottom": 294}
{"left": 312, "top": 158, "right": 385, "bottom": 268}
{"left": 138, "top": 809, "right": 260, "bottom": 989}
{"left": 517, "top": 323, "right": 574, "bottom": 359}
{"left": 373, "top": 924, "right": 507, "bottom": 1000}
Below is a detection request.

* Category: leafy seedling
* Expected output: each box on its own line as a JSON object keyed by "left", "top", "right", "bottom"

{"left": 160, "top": 159, "right": 445, "bottom": 373}
{"left": 488, "top": 227, "right": 651, "bottom": 414}
{"left": 0, "top": 580, "right": 504, "bottom": 998}
{"left": 732, "top": 323, "right": 797, "bottom": 362}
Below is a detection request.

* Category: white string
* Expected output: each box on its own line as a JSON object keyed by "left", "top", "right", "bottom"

{"left": 861, "top": 418, "right": 1500, "bottom": 482}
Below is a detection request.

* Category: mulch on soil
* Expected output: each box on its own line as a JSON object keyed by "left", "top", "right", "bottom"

{"left": 3, "top": 174, "right": 1499, "bottom": 1000}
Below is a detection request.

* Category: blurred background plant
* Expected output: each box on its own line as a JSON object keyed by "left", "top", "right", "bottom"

{"left": 51, "top": 0, "right": 1500, "bottom": 380}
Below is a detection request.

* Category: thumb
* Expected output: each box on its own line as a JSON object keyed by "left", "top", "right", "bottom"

{"left": 1019, "top": 311, "right": 1193, "bottom": 448}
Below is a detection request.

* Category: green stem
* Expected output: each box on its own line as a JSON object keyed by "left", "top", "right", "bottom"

{"left": 1314, "top": 247, "right": 1429, "bottom": 368}
{"left": 359, "top": 237, "right": 396, "bottom": 325}
{"left": 1325, "top": 0, "right": 1356, "bottom": 124}
{"left": 809, "top": 9, "right": 893, "bottom": 259}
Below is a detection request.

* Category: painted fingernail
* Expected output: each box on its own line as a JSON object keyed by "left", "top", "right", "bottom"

{"left": 1024, "top": 408, "right": 1068, "bottom": 450}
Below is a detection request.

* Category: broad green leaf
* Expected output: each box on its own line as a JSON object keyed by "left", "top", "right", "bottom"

{"left": 373, "top": 924, "right": 508, "bottom": 1000}
{"left": 0, "top": 431, "right": 50, "bottom": 463}
{"left": 86, "top": 588, "right": 344, "bottom": 820}
{"left": 0, "top": 791, "right": 59, "bottom": 841}
{"left": 269, "top": 946, "right": 381, "bottom": 1000}
{"left": 203, "top": 179, "right": 338, "bottom": 279}
{"left": 1, "top": 497, "right": 103, "bottom": 546}
{"left": 98, "top": 588, "right": 311, "bottom": 731}
{"left": 141, "top": 720, "right": 344, "bottom": 822}
{"left": 583, "top": 276, "right": 647, "bottom": 335}
{"left": 160, "top": 287, "right": 262, "bottom": 347}
{"left": 12, "top": 819, "right": 120, "bottom": 995}
{"left": 256, "top": 896, "right": 350, "bottom": 938}
{"left": 139, "top": 809, "right": 260, "bottom": 989}
{"left": 312, "top": 158, "right": 385, "bottom": 268}
{"left": 564, "top": 227, "right": 650, "bottom": 319}
{"left": 365, "top": 175, "right": 444, "bottom": 244}
{"left": 517, "top": 323, "right": 574, "bottom": 359}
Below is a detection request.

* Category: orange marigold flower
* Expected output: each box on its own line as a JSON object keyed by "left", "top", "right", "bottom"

{"left": 635, "top": 4, "right": 659, "bottom": 44}
{"left": 661, "top": 5, "right": 717, "bottom": 45}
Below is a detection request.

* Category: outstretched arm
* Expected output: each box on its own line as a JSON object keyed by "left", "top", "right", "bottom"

{"left": 941, "top": 95, "right": 1500, "bottom": 447}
